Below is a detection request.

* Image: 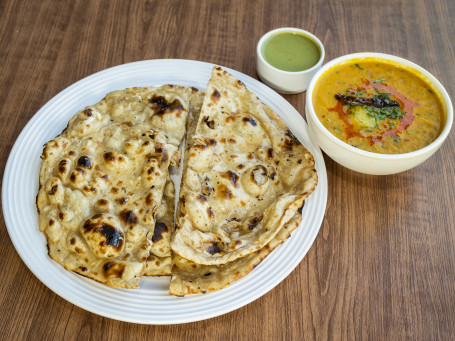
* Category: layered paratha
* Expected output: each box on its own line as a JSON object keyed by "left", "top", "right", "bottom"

{"left": 171, "top": 67, "right": 318, "bottom": 266}
{"left": 37, "top": 85, "right": 202, "bottom": 288}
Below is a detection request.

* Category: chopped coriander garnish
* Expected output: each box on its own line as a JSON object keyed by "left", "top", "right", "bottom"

{"left": 373, "top": 90, "right": 391, "bottom": 101}
{"left": 364, "top": 105, "right": 406, "bottom": 121}
{"left": 372, "top": 77, "right": 386, "bottom": 83}
{"left": 355, "top": 63, "right": 364, "bottom": 70}
{"left": 337, "top": 88, "right": 405, "bottom": 122}
{"left": 363, "top": 129, "right": 374, "bottom": 132}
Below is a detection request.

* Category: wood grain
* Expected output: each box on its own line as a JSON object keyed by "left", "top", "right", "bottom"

{"left": 1, "top": 0, "right": 454, "bottom": 339}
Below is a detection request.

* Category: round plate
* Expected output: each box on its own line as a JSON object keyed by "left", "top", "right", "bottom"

{"left": 2, "top": 59, "right": 327, "bottom": 324}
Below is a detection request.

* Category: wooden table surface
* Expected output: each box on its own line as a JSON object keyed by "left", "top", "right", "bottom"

{"left": 1, "top": 0, "right": 454, "bottom": 339}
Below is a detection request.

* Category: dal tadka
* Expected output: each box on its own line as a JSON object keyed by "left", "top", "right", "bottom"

{"left": 312, "top": 58, "right": 444, "bottom": 154}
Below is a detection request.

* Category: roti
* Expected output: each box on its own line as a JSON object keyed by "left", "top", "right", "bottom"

{"left": 36, "top": 85, "right": 203, "bottom": 288}
{"left": 36, "top": 66, "right": 318, "bottom": 293}
{"left": 171, "top": 67, "right": 318, "bottom": 266}
{"left": 169, "top": 207, "right": 303, "bottom": 296}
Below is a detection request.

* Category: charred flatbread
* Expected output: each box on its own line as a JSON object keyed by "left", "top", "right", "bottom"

{"left": 144, "top": 175, "right": 174, "bottom": 276}
{"left": 37, "top": 85, "right": 202, "bottom": 288}
{"left": 171, "top": 67, "right": 318, "bottom": 266}
{"left": 169, "top": 209, "right": 302, "bottom": 296}
{"left": 37, "top": 66, "right": 318, "bottom": 294}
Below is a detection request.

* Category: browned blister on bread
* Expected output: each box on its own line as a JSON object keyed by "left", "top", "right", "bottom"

{"left": 37, "top": 85, "right": 203, "bottom": 288}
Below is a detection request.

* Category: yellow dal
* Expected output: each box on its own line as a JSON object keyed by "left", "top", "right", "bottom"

{"left": 312, "top": 59, "right": 444, "bottom": 154}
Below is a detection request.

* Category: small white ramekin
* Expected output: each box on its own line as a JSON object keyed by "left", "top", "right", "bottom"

{"left": 305, "top": 52, "right": 453, "bottom": 175}
{"left": 256, "top": 27, "right": 325, "bottom": 94}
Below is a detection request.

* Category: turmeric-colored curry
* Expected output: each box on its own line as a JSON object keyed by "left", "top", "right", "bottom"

{"left": 313, "top": 58, "right": 444, "bottom": 154}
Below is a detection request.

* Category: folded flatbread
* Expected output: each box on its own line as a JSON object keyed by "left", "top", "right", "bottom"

{"left": 169, "top": 208, "right": 303, "bottom": 295}
{"left": 171, "top": 67, "right": 318, "bottom": 266}
{"left": 37, "top": 66, "right": 318, "bottom": 294}
{"left": 37, "top": 85, "right": 202, "bottom": 288}
{"left": 143, "top": 175, "right": 174, "bottom": 276}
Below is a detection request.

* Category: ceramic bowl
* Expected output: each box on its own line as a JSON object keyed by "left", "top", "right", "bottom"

{"left": 256, "top": 27, "right": 324, "bottom": 94}
{"left": 305, "top": 52, "right": 453, "bottom": 175}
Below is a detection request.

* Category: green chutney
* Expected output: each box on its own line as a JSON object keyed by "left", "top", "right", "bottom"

{"left": 262, "top": 31, "right": 321, "bottom": 72}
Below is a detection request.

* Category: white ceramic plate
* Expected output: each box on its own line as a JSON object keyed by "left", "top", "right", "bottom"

{"left": 2, "top": 60, "right": 327, "bottom": 324}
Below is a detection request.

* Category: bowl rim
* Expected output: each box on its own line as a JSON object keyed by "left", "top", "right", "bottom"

{"left": 257, "top": 27, "right": 325, "bottom": 75}
{"left": 305, "top": 52, "right": 454, "bottom": 160}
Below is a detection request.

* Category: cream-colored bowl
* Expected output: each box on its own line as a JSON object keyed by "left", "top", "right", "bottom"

{"left": 256, "top": 28, "right": 324, "bottom": 94}
{"left": 305, "top": 52, "right": 453, "bottom": 175}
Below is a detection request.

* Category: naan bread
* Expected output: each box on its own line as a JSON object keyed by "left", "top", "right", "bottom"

{"left": 171, "top": 67, "right": 318, "bottom": 266}
{"left": 169, "top": 208, "right": 302, "bottom": 296}
{"left": 37, "top": 85, "right": 202, "bottom": 288}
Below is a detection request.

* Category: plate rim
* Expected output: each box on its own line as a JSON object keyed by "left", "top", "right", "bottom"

{"left": 2, "top": 59, "right": 328, "bottom": 324}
